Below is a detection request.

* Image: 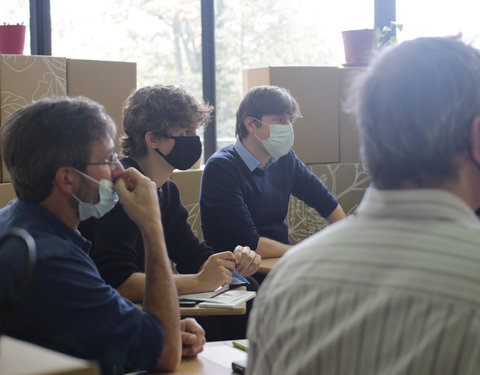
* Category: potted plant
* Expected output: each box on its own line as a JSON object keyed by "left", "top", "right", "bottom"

{"left": 0, "top": 23, "right": 26, "bottom": 54}
{"left": 341, "top": 28, "right": 377, "bottom": 67}
{"left": 341, "top": 22, "right": 403, "bottom": 67}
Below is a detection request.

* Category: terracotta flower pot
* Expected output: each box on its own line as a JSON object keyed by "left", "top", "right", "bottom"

{"left": 341, "top": 29, "right": 377, "bottom": 67}
{"left": 0, "top": 24, "right": 26, "bottom": 54}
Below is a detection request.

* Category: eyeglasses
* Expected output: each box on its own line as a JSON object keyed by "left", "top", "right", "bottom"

{"left": 85, "top": 153, "right": 118, "bottom": 171}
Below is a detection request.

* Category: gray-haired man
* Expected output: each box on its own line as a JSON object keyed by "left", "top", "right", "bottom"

{"left": 248, "top": 36, "right": 480, "bottom": 375}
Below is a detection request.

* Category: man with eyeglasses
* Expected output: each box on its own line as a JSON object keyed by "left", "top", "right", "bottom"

{"left": 0, "top": 96, "right": 205, "bottom": 374}
{"left": 79, "top": 84, "right": 260, "bottom": 341}
{"left": 200, "top": 85, "right": 345, "bottom": 262}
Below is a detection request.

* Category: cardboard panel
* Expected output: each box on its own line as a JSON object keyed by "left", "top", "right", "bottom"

{"left": 0, "top": 182, "right": 16, "bottom": 208}
{"left": 170, "top": 168, "right": 204, "bottom": 239}
{"left": 67, "top": 59, "right": 136, "bottom": 149}
{"left": 272, "top": 67, "right": 339, "bottom": 164}
{"left": 339, "top": 67, "right": 364, "bottom": 162}
{"left": 287, "top": 163, "right": 370, "bottom": 244}
{"left": 242, "top": 67, "right": 270, "bottom": 95}
{"left": 243, "top": 66, "right": 340, "bottom": 164}
{"left": 0, "top": 55, "right": 67, "bottom": 181}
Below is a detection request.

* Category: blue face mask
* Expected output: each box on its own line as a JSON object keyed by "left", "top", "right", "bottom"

{"left": 252, "top": 119, "right": 295, "bottom": 159}
{"left": 72, "top": 168, "right": 119, "bottom": 221}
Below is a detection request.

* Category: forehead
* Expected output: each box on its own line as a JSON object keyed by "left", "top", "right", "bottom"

{"left": 261, "top": 113, "right": 292, "bottom": 121}
{"left": 167, "top": 123, "right": 198, "bottom": 133}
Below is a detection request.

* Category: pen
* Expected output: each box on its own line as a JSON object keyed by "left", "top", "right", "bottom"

{"left": 229, "top": 269, "right": 250, "bottom": 285}
{"left": 233, "top": 340, "right": 248, "bottom": 351}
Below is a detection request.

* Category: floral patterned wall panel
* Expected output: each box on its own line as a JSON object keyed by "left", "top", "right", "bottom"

{"left": 170, "top": 169, "right": 204, "bottom": 239}
{"left": 287, "top": 163, "right": 370, "bottom": 244}
{"left": 171, "top": 163, "right": 370, "bottom": 245}
{"left": 0, "top": 55, "right": 67, "bottom": 181}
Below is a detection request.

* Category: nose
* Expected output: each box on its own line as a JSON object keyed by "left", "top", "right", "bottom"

{"left": 111, "top": 160, "right": 124, "bottom": 179}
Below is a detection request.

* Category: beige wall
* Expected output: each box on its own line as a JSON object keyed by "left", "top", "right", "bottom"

{"left": 243, "top": 66, "right": 365, "bottom": 164}
{"left": 0, "top": 55, "right": 136, "bottom": 182}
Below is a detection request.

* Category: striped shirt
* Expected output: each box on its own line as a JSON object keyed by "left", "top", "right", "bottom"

{"left": 247, "top": 188, "right": 480, "bottom": 375}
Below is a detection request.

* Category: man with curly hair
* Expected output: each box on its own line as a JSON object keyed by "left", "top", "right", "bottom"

{"left": 79, "top": 85, "right": 260, "bottom": 339}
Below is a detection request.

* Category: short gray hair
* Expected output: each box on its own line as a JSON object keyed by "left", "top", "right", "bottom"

{"left": 351, "top": 36, "right": 480, "bottom": 188}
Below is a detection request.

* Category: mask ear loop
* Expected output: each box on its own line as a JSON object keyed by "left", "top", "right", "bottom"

{"left": 70, "top": 167, "right": 102, "bottom": 204}
{"left": 72, "top": 167, "right": 101, "bottom": 185}
{"left": 152, "top": 133, "right": 176, "bottom": 160}
{"left": 250, "top": 117, "right": 267, "bottom": 143}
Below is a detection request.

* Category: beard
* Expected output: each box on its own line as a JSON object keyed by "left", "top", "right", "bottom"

{"left": 70, "top": 179, "right": 100, "bottom": 213}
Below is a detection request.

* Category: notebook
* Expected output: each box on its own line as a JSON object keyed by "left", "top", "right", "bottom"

{"left": 179, "top": 284, "right": 230, "bottom": 301}
{"left": 198, "top": 290, "right": 256, "bottom": 308}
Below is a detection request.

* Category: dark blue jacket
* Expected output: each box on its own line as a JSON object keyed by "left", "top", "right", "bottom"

{"left": 0, "top": 200, "right": 164, "bottom": 374}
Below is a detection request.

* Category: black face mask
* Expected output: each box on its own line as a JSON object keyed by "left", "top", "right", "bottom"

{"left": 154, "top": 135, "right": 202, "bottom": 170}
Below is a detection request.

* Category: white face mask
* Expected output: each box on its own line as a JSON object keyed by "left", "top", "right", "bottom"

{"left": 72, "top": 168, "right": 119, "bottom": 221}
{"left": 253, "top": 119, "right": 295, "bottom": 159}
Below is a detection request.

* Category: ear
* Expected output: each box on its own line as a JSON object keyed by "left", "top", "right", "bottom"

{"left": 244, "top": 117, "right": 258, "bottom": 135}
{"left": 471, "top": 116, "right": 480, "bottom": 164}
{"left": 54, "top": 167, "right": 76, "bottom": 195}
{"left": 144, "top": 131, "right": 159, "bottom": 149}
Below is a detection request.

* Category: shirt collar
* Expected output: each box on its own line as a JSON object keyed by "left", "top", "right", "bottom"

{"left": 234, "top": 138, "right": 276, "bottom": 172}
{"left": 357, "top": 187, "right": 479, "bottom": 226}
{"left": 14, "top": 200, "right": 91, "bottom": 253}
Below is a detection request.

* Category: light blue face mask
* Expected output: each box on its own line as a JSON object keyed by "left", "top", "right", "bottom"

{"left": 253, "top": 119, "right": 295, "bottom": 159}
{"left": 72, "top": 168, "right": 119, "bottom": 221}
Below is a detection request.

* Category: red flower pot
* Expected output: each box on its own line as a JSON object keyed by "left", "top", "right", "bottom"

{"left": 0, "top": 24, "right": 26, "bottom": 54}
{"left": 341, "top": 29, "right": 377, "bottom": 67}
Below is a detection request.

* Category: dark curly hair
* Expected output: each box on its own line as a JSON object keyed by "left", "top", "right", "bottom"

{"left": 121, "top": 85, "right": 213, "bottom": 158}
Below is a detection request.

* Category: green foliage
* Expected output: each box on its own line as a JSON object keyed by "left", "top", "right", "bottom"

{"left": 377, "top": 21, "right": 403, "bottom": 47}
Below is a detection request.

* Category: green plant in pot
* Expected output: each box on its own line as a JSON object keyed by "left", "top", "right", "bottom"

{"left": 341, "top": 22, "right": 403, "bottom": 67}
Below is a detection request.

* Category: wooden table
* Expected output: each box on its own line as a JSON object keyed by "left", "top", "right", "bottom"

{"left": 0, "top": 336, "right": 99, "bottom": 375}
{"left": 180, "top": 303, "right": 246, "bottom": 316}
{"left": 257, "top": 257, "right": 280, "bottom": 274}
{"left": 143, "top": 340, "right": 248, "bottom": 375}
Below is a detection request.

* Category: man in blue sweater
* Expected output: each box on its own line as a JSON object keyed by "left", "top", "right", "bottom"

{"left": 200, "top": 86, "right": 345, "bottom": 258}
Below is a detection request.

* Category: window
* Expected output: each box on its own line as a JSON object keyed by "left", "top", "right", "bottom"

{"left": 50, "top": 0, "right": 202, "bottom": 95}
{"left": 31, "top": 0, "right": 376, "bottom": 159}
{"left": 397, "top": 1, "right": 480, "bottom": 47}
{"left": 214, "top": 0, "right": 373, "bottom": 149}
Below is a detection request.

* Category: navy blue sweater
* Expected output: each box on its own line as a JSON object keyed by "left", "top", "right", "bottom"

{"left": 200, "top": 145, "right": 338, "bottom": 252}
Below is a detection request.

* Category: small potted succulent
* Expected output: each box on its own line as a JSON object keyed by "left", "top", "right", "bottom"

{"left": 0, "top": 22, "right": 26, "bottom": 54}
